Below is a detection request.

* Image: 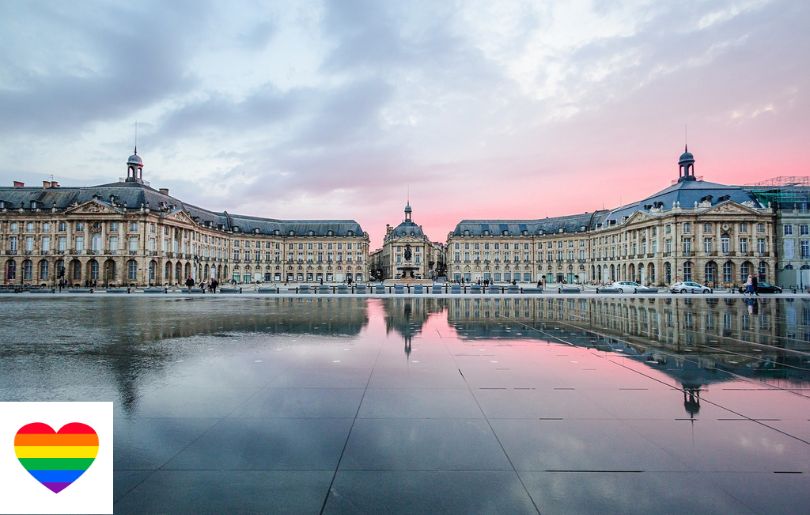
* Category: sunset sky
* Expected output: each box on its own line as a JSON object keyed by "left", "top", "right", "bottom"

{"left": 1, "top": 0, "right": 808, "bottom": 247}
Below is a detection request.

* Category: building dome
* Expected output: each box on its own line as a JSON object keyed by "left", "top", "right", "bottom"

{"left": 127, "top": 152, "right": 143, "bottom": 166}
{"left": 678, "top": 147, "right": 694, "bottom": 165}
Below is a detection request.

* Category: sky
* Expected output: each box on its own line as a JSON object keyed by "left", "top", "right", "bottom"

{"left": 1, "top": 0, "right": 808, "bottom": 248}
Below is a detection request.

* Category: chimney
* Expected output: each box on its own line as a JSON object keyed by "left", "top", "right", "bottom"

{"left": 13, "top": 181, "right": 24, "bottom": 188}
{"left": 159, "top": 188, "right": 170, "bottom": 195}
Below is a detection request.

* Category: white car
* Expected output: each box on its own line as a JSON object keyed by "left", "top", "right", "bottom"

{"left": 670, "top": 281, "right": 712, "bottom": 294}
{"left": 611, "top": 281, "right": 642, "bottom": 293}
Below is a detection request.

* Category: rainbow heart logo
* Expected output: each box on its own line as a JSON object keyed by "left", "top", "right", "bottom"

{"left": 14, "top": 422, "right": 99, "bottom": 493}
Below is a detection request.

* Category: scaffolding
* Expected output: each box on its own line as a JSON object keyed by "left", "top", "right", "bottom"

{"left": 745, "top": 177, "right": 810, "bottom": 209}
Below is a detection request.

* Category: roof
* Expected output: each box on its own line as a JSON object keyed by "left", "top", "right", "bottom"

{"left": 387, "top": 220, "right": 425, "bottom": 239}
{"left": 601, "top": 179, "right": 762, "bottom": 227}
{"left": 0, "top": 181, "right": 365, "bottom": 237}
{"left": 451, "top": 211, "right": 609, "bottom": 237}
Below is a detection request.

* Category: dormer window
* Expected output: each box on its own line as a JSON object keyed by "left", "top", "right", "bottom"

{"left": 289, "top": 230, "right": 295, "bottom": 236}
{"left": 347, "top": 230, "right": 354, "bottom": 236}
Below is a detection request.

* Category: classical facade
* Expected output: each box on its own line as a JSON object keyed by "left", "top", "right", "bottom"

{"left": 747, "top": 178, "right": 810, "bottom": 288}
{"left": 369, "top": 202, "right": 445, "bottom": 281}
{"left": 447, "top": 148, "right": 777, "bottom": 287}
{"left": 0, "top": 150, "right": 369, "bottom": 287}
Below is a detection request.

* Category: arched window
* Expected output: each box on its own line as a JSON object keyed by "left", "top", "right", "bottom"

{"left": 71, "top": 260, "right": 81, "bottom": 281}
{"left": 740, "top": 262, "right": 751, "bottom": 282}
{"left": 127, "top": 260, "right": 138, "bottom": 281}
{"left": 705, "top": 262, "right": 717, "bottom": 284}
{"left": 6, "top": 260, "right": 17, "bottom": 280}
{"left": 165, "top": 261, "right": 173, "bottom": 282}
{"left": 664, "top": 262, "right": 672, "bottom": 284}
{"left": 758, "top": 261, "right": 768, "bottom": 280}
{"left": 683, "top": 261, "right": 692, "bottom": 282}
{"left": 89, "top": 260, "right": 99, "bottom": 281}
{"left": 149, "top": 261, "right": 156, "bottom": 281}
{"left": 39, "top": 260, "right": 49, "bottom": 280}
{"left": 723, "top": 261, "right": 734, "bottom": 283}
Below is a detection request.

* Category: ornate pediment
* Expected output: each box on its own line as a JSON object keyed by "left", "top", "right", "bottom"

{"left": 165, "top": 209, "right": 197, "bottom": 225}
{"left": 702, "top": 201, "right": 763, "bottom": 216}
{"left": 65, "top": 199, "right": 121, "bottom": 215}
{"left": 622, "top": 211, "right": 650, "bottom": 226}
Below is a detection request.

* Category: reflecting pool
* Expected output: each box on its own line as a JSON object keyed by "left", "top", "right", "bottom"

{"left": 1, "top": 297, "right": 809, "bottom": 513}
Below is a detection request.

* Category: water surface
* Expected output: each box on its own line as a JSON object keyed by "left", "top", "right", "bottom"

{"left": 1, "top": 297, "right": 808, "bottom": 514}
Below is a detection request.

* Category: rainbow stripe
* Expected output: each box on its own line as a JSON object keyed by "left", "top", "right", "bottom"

{"left": 15, "top": 422, "right": 98, "bottom": 493}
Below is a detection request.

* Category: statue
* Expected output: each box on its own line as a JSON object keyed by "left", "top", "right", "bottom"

{"left": 404, "top": 244, "right": 412, "bottom": 261}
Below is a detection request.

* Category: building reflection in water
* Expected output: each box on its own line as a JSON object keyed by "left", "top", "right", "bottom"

{"left": 382, "top": 296, "right": 810, "bottom": 417}
{"left": 0, "top": 298, "right": 369, "bottom": 415}
{"left": 3, "top": 296, "right": 810, "bottom": 419}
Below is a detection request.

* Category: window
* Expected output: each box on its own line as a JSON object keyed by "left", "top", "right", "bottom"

{"left": 41, "top": 236, "right": 50, "bottom": 252}
{"left": 6, "top": 260, "right": 16, "bottom": 280}
{"left": 42, "top": 222, "right": 50, "bottom": 232}
{"left": 739, "top": 223, "right": 748, "bottom": 233}
{"left": 129, "top": 222, "right": 138, "bottom": 232}
{"left": 683, "top": 261, "right": 692, "bottom": 282}
{"left": 75, "top": 222, "right": 84, "bottom": 231}
{"left": 785, "top": 224, "right": 793, "bottom": 235}
{"left": 802, "top": 240, "right": 810, "bottom": 258}
{"left": 58, "top": 236, "right": 66, "bottom": 251}
{"left": 89, "top": 260, "right": 99, "bottom": 280}
{"left": 25, "top": 237, "right": 34, "bottom": 252}
{"left": 758, "top": 261, "right": 767, "bottom": 279}
{"left": 757, "top": 223, "right": 765, "bottom": 233}
{"left": 110, "top": 222, "right": 118, "bottom": 232}
{"left": 127, "top": 260, "right": 138, "bottom": 281}
{"left": 128, "top": 237, "right": 138, "bottom": 252}
{"left": 683, "top": 222, "right": 691, "bottom": 234}
{"left": 9, "top": 222, "right": 18, "bottom": 233}
{"left": 801, "top": 224, "right": 809, "bottom": 236}
{"left": 25, "top": 222, "right": 34, "bottom": 232}
{"left": 739, "top": 238, "right": 748, "bottom": 254}
{"left": 703, "top": 223, "right": 712, "bottom": 232}
{"left": 39, "top": 260, "right": 48, "bottom": 280}
{"left": 22, "top": 260, "right": 32, "bottom": 281}
{"left": 740, "top": 262, "right": 751, "bottom": 282}
{"left": 76, "top": 236, "right": 85, "bottom": 252}
{"left": 723, "top": 262, "right": 733, "bottom": 283}
{"left": 721, "top": 237, "right": 730, "bottom": 254}
{"left": 757, "top": 238, "right": 766, "bottom": 254}
{"left": 704, "top": 238, "right": 713, "bottom": 253}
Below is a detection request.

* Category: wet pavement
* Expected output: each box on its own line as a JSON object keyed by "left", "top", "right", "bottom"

{"left": 1, "top": 297, "right": 808, "bottom": 514}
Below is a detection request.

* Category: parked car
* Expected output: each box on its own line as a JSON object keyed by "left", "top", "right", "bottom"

{"left": 737, "top": 281, "right": 782, "bottom": 294}
{"left": 611, "top": 281, "right": 642, "bottom": 293}
{"left": 670, "top": 281, "right": 712, "bottom": 294}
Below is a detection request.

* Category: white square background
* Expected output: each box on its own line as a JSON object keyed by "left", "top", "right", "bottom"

{"left": 0, "top": 402, "right": 113, "bottom": 515}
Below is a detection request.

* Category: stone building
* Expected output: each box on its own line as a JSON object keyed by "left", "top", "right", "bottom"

{"left": 0, "top": 150, "right": 369, "bottom": 287}
{"left": 447, "top": 148, "right": 777, "bottom": 287}
{"left": 369, "top": 202, "right": 445, "bottom": 281}
{"left": 746, "top": 178, "right": 810, "bottom": 289}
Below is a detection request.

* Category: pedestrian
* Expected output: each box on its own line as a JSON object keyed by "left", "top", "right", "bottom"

{"left": 744, "top": 274, "right": 753, "bottom": 295}
{"left": 185, "top": 276, "right": 194, "bottom": 291}
{"left": 751, "top": 275, "right": 759, "bottom": 296}
{"left": 210, "top": 278, "right": 218, "bottom": 293}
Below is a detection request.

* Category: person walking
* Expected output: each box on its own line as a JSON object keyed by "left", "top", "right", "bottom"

{"left": 744, "top": 274, "right": 753, "bottom": 295}
{"left": 185, "top": 276, "right": 194, "bottom": 292}
{"left": 751, "top": 275, "right": 759, "bottom": 296}
{"left": 210, "top": 278, "right": 218, "bottom": 293}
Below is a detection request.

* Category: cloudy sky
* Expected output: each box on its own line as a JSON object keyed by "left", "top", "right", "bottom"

{"left": 1, "top": 0, "right": 808, "bottom": 247}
